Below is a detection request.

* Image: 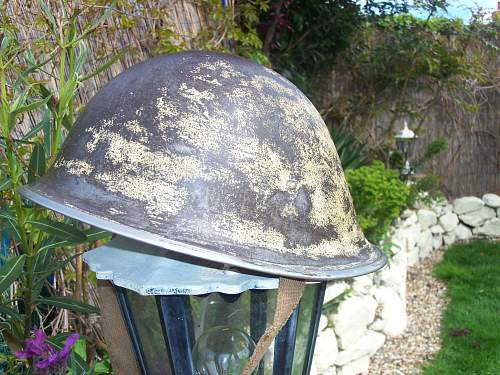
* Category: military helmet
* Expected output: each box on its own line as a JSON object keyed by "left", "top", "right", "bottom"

{"left": 19, "top": 51, "right": 385, "bottom": 280}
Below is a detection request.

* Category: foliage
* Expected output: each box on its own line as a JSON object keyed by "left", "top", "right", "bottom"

{"left": 328, "top": 123, "right": 368, "bottom": 170}
{"left": 116, "top": 0, "right": 271, "bottom": 65}
{"left": 427, "top": 241, "right": 500, "bottom": 375}
{"left": 193, "top": 0, "right": 271, "bottom": 64}
{"left": 346, "top": 161, "right": 410, "bottom": 243}
{"left": 0, "top": 1, "right": 117, "bottom": 372}
{"left": 328, "top": 13, "right": 498, "bottom": 128}
{"left": 413, "top": 138, "right": 448, "bottom": 170}
{"left": 258, "top": 0, "right": 363, "bottom": 89}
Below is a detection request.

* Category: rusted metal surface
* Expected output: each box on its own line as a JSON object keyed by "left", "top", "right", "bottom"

{"left": 20, "top": 52, "right": 385, "bottom": 280}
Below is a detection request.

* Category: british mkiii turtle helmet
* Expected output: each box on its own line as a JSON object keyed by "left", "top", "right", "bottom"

{"left": 19, "top": 51, "right": 385, "bottom": 280}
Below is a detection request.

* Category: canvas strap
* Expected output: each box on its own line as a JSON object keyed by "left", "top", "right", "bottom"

{"left": 96, "top": 280, "right": 141, "bottom": 375}
{"left": 242, "top": 277, "right": 306, "bottom": 375}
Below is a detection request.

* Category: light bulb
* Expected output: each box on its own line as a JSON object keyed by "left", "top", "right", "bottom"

{"left": 193, "top": 326, "right": 256, "bottom": 375}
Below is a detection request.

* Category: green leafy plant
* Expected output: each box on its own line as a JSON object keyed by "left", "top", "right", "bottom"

{"left": 346, "top": 161, "right": 411, "bottom": 243}
{"left": 0, "top": 1, "right": 119, "bottom": 372}
{"left": 259, "top": 0, "right": 363, "bottom": 90}
{"left": 328, "top": 123, "right": 368, "bottom": 170}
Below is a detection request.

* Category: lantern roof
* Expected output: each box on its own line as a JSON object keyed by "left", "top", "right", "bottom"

{"left": 19, "top": 51, "right": 385, "bottom": 280}
{"left": 83, "top": 236, "right": 279, "bottom": 295}
{"left": 395, "top": 121, "right": 416, "bottom": 140}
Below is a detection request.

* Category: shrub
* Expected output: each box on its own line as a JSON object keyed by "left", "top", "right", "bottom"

{"left": 346, "top": 161, "right": 410, "bottom": 243}
{"left": 329, "top": 123, "right": 368, "bottom": 170}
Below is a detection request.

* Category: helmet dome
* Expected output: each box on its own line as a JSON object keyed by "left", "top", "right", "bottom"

{"left": 20, "top": 51, "right": 385, "bottom": 280}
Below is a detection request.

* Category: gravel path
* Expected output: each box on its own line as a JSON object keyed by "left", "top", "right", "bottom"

{"left": 370, "top": 249, "right": 448, "bottom": 375}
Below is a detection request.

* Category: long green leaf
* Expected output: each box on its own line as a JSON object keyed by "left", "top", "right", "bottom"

{"left": 41, "top": 108, "right": 52, "bottom": 157}
{"left": 27, "top": 219, "right": 87, "bottom": 242}
{"left": 22, "top": 107, "right": 51, "bottom": 142}
{"left": 36, "top": 296, "right": 99, "bottom": 314}
{"left": 28, "top": 143, "right": 46, "bottom": 183}
{"left": 32, "top": 251, "right": 83, "bottom": 298}
{"left": 0, "top": 303, "right": 22, "bottom": 321}
{"left": 0, "top": 178, "right": 12, "bottom": 191}
{"left": 58, "top": 77, "right": 78, "bottom": 116}
{"left": 0, "top": 33, "right": 13, "bottom": 52}
{"left": 0, "top": 210, "right": 21, "bottom": 241}
{"left": 85, "top": 227, "right": 111, "bottom": 242}
{"left": 39, "top": 0, "right": 58, "bottom": 33}
{"left": 86, "top": 0, "right": 116, "bottom": 33}
{"left": 38, "top": 238, "right": 72, "bottom": 252}
{"left": 0, "top": 255, "right": 26, "bottom": 293}
{"left": 11, "top": 95, "right": 51, "bottom": 120}
{"left": 74, "top": 41, "right": 88, "bottom": 75}
{"left": 38, "top": 227, "right": 109, "bottom": 252}
{"left": 10, "top": 89, "right": 29, "bottom": 114}
{"left": 81, "top": 47, "right": 128, "bottom": 82}
{"left": 33, "top": 247, "right": 51, "bottom": 274}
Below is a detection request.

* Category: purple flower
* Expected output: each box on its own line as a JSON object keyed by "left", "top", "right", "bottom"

{"left": 16, "top": 329, "right": 80, "bottom": 374}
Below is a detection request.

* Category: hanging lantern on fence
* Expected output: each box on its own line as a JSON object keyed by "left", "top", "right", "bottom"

{"left": 19, "top": 52, "right": 386, "bottom": 374}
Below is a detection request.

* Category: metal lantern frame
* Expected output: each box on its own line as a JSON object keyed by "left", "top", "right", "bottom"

{"left": 395, "top": 121, "right": 417, "bottom": 176}
{"left": 84, "top": 238, "right": 327, "bottom": 375}
{"left": 114, "top": 285, "right": 327, "bottom": 375}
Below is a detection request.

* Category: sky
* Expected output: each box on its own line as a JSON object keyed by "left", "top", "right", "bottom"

{"left": 359, "top": 1, "right": 499, "bottom": 21}
{"left": 435, "top": 1, "right": 498, "bottom": 20}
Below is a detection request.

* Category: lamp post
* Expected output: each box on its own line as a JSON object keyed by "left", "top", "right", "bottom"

{"left": 395, "top": 121, "right": 416, "bottom": 177}
{"left": 19, "top": 51, "right": 386, "bottom": 375}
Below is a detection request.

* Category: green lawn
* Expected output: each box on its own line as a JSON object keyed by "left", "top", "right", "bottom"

{"left": 423, "top": 240, "right": 500, "bottom": 375}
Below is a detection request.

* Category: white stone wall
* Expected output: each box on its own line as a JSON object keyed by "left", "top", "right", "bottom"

{"left": 312, "top": 194, "right": 500, "bottom": 375}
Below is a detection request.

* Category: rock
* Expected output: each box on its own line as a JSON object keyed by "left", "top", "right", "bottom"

{"left": 417, "top": 209, "right": 437, "bottom": 229}
{"left": 418, "top": 229, "right": 433, "bottom": 259}
{"left": 430, "top": 224, "right": 444, "bottom": 234}
{"left": 337, "top": 356, "right": 370, "bottom": 375}
{"left": 352, "top": 275, "right": 373, "bottom": 295}
{"left": 324, "top": 281, "right": 349, "bottom": 304}
{"left": 401, "top": 212, "right": 418, "bottom": 227}
{"left": 332, "top": 295, "right": 378, "bottom": 349}
{"left": 443, "top": 232, "right": 456, "bottom": 246}
{"left": 432, "top": 233, "right": 443, "bottom": 250}
{"left": 372, "top": 287, "right": 407, "bottom": 336}
{"left": 393, "top": 225, "right": 420, "bottom": 251}
{"left": 453, "top": 196, "right": 484, "bottom": 214}
{"left": 459, "top": 206, "right": 496, "bottom": 227}
{"left": 374, "top": 251, "right": 407, "bottom": 292}
{"left": 407, "top": 246, "right": 420, "bottom": 267}
{"left": 498, "top": 208, "right": 500, "bottom": 217}
{"left": 313, "top": 328, "right": 338, "bottom": 373}
{"left": 473, "top": 218, "right": 500, "bottom": 237}
{"left": 439, "top": 213, "right": 459, "bottom": 232}
{"left": 335, "top": 330, "right": 385, "bottom": 366}
{"left": 433, "top": 205, "right": 443, "bottom": 216}
{"left": 455, "top": 224, "right": 473, "bottom": 241}
{"left": 400, "top": 209, "right": 414, "bottom": 219}
{"left": 482, "top": 193, "right": 500, "bottom": 208}
{"left": 442, "top": 204, "right": 453, "bottom": 214}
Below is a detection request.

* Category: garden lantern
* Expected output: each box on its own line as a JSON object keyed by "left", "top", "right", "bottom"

{"left": 395, "top": 121, "right": 416, "bottom": 176}
{"left": 19, "top": 51, "right": 386, "bottom": 374}
{"left": 82, "top": 236, "right": 326, "bottom": 374}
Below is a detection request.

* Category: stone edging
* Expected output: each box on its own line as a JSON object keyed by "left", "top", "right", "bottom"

{"left": 311, "top": 194, "right": 500, "bottom": 375}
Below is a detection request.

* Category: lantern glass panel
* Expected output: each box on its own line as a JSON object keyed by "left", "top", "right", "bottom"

{"left": 396, "top": 139, "right": 409, "bottom": 154}
{"left": 119, "top": 283, "right": 324, "bottom": 375}
{"left": 125, "top": 289, "right": 173, "bottom": 374}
